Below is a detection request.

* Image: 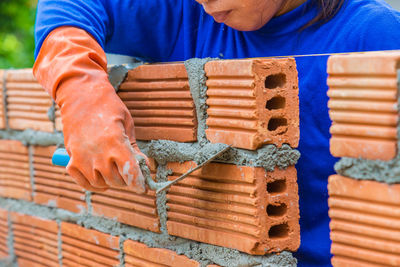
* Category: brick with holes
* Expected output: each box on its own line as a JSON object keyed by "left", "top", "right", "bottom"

{"left": 205, "top": 58, "right": 299, "bottom": 150}
{"left": 166, "top": 161, "right": 300, "bottom": 255}
{"left": 118, "top": 63, "right": 197, "bottom": 142}
{"left": 32, "top": 145, "right": 86, "bottom": 213}
{"left": 91, "top": 158, "right": 160, "bottom": 232}
{"left": 61, "top": 222, "right": 120, "bottom": 267}
{"left": 328, "top": 52, "right": 400, "bottom": 160}
{"left": 6, "top": 69, "right": 54, "bottom": 132}
{"left": 10, "top": 213, "right": 59, "bottom": 267}
{"left": 0, "top": 140, "right": 31, "bottom": 201}
{"left": 328, "top": 175, "right": 400, "bottom": 267}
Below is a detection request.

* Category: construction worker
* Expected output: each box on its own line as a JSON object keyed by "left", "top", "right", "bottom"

{"left": 33, "top": 0, "right": 400, "bottom": 266}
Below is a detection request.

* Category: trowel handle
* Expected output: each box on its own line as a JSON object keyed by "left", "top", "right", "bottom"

{"left": 52, "top": 148, "right": 70, "bottom": 167}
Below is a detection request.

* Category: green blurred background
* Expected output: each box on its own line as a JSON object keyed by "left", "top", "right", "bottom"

{"left": 0, "top": 0, "right": 399, "bottom": 69}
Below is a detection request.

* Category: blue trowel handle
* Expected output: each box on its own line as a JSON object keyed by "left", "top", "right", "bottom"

{"left": 52, "top": 148, "right": 70, "bottom": 167}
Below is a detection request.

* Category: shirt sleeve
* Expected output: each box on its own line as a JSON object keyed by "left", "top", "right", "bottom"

{"left": 35, "top": 0, "right": 184, "bottom": 62}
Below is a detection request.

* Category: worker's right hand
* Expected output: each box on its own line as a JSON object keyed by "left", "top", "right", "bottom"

{"left": 33, "top": 27, "right": 148, "bottom": 193}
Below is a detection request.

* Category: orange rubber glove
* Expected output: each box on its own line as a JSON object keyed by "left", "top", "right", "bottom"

{"left": 33, "top": 26, "right": 148, "bottom": 193}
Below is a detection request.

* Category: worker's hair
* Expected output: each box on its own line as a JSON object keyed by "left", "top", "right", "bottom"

{"left": 303, "top": 0, "right": 346, "bottom": 29}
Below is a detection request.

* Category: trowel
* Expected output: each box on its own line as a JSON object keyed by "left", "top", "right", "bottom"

{"left": 52, "top": 145, "right": 230, "bottom": 195}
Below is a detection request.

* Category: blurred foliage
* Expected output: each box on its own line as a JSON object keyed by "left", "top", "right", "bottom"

{"left": 0, "top": 0, "right": 37, "bottom": 69}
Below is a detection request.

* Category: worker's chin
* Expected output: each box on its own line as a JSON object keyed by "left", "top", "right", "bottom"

{"left": 223, "top": 19, "right": 267, "bottom": 32}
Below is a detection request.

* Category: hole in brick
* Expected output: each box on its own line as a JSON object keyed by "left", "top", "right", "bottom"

{"left": 267, "top": 180, "right": 286, "bottom": 194}
{"left": 265, "top": 73, "right": 286, "bottom": 89}
{"left": 268, "top": 118, "right": 287, "bottom": 131}
{"left": 269, "top": 223, "right": 289, "bottom": 239}
{"left": 266, "top": 96, "right": 286, "bottom": 110}
{"left": 267, "top": 203, "right": 287, "bottom": 217}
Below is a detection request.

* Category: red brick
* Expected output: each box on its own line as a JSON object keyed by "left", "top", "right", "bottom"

{"left": 328, "top": 52, "right": 400, "bottom": 160}
{"left": 0, "top": 70, "right": 6, "bottom": 129}
{"left": 205, "top": 58, "right": 299, "bottom": 150}
{"left": 54, "top": 106, "right": 62, "bottom": 132}
{"left": 91, "top": 158, "right": 160, "bottom": 232}
{"left": 166, "top": 161, "right": 300, "bottom": 255}
{"left": 118, "top": 63, "right": 197, "bottom": 142}
{"left": 124, "top": 239, "right": 200, "bottom": 267}
{"left": 328, "top": 175, "right": 400, "bottom": 266}
{"left": 0, "top": 140, "right": 31, "bottom": 201}
{"left": 0, "top": 209, "right": 8, "bottom": 258}
{"left": 10, "top": 213, "right": 59, "bottom": 267}
{"left": 61, "top": 222, "right": 119, "bottom": 266}
{"left": 33, "top": 145, "right": 86, "bottom": 213}
{"left": 5, "top": 69, "right": 54, "bottom": 132}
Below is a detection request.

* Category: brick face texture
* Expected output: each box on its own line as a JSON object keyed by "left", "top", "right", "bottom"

{"left": 328, "top": 52, "right": 400, "bottom": 160}
{"left": 118, "top": 63, "right": 197, "bottom": 142}
{"left": 0, "top": 209, "right": 8, "bottom": 259}
{"left": 11, "top": 213, "right": 59, "bottom": 267}
{"left": 91, "top": 159, "right": 159, "bottom": 232}
{"left": 0, "top": 70, "right": 5, "bottom": 129}
{"left": 5, "top": 69, "right": 54, "bottom": 132}
{"left": 205, "top": 58, "right": 299, "bottom": 150}
{"left": 33, "top": 145, "right": 86, "bottom": 213}
{"left": 166, "top": 161, "right": 300, "bottom": 255}
{"left": 124, "top": 239, "right": 200, "bottom": 267}
{"left": 0, "top": 140, "right": 31, "bottom": 200}
{"left": 329, "top": 175, "right": 400, "bottom": 267}
{"left": 61, "top": 222, "right": 119, "bottom": 267}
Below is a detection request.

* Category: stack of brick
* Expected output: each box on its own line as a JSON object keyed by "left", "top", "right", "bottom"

{"left": 327, "top": 51, "right": 400, "bottom": 267}
{"left": 0, "top": 57, "right": 301, "bottom": 266}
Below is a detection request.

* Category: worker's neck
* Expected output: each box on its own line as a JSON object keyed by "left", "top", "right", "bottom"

{"left": 275, "top": 0, "right": 308, "bottom": 16}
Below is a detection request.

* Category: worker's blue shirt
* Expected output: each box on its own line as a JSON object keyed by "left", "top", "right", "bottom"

{"left": 35, "top": 0, "right": 400, "bottom": 266}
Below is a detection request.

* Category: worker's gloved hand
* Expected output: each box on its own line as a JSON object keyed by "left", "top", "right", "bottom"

{"left": 33, "top": 27, "right": 149, "bottom": 193}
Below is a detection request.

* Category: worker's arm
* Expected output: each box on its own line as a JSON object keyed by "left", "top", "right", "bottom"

{"left": 33, "top": 26, "right": 149, "bottom": 192}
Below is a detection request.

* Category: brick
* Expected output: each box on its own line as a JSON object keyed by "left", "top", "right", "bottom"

{"left": 328, "top": 175, "right": 400, "bottom": 266}
{"left": 33, "top": 145, "right": 86, "bottom": 213}
{"left": 55, "top": 106, "right": 62, "bottom": 132}
{"left": 0, "top": 209, "right": 8, "bottom": 259}
{"left": 10, "top": 213, "right": 59, "bottom": 267}
{"left": 6, "top": 69, "right": 54, "bottom": 132}
{"left": 0, "top": 70, "right": 6, "bottom": 129}
{"left": 91, "top": 158, "right": 160, "bottom": 232}
{"left": 0, "top": 140, "right": 31, "bottom": 201}
{"left": 166, "top": 161, "right": 300, "bottom": 255}
{"left": 118, "top": 63, "right": 197, "bottom": 142}
{"left": 328, "top": 52, "right": 400, "bottom": 160}
{"left": 61, "top": 222, "right": 119, "bottom": 266}
{"left": 124, "top": 239, "right": 200, "bottom": 267}
{"left": 205, "top": 58, "right": 299, "bottom": 150}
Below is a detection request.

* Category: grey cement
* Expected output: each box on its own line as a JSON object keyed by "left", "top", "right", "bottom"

{"left": 335, "top": 70, "right": 400, "bottom": 184}
{"left": 47, "top": 102, "right": 56, "bottom": 123}
{"left": 139, "top": 140, "right": 300, "bottom": 171}
{"left": 108, "top": 62, "right": 143, "bottom": 92}
{"left": 0, "top": 129, "right": 63, "bottom": 146}
{"left": 0, "top": 197, "right": 296, "bottom": 267}
{"left": 184, "top": 58, "right": 216, "bottom": 145}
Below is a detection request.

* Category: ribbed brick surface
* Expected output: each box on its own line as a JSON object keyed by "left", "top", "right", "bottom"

{"left": 329, "top": 175, "right": 400, "bottom": 267}
{"left": 6, "top": 69, "right": 53, "bottom": 132}
{"left": 205, "top": 58, "right": 299, "bottom": 150}
{"left": 118, "top": 63, "right": 197, "bottom": 142}
{"left": 328, "top": 52, "right": 400, "bottom": 160}
{"left": 91, "top": 158, "right": 159, "bottom": 232}
{"left": 33, "top": 146, "right": 86, "bottom": 213}
{"left": 54, "top": 106, "right": 62, "bottom": 132}
{"left": 61, "top": 222, "right": 119, "bottom": 267}
{"left": 0, "top": 140, "right": 31, "bottom": 200}
{"left": 11, "top": 213, "right": 59, "bottom": 267}
{"left": 0, "top": 209, "right": 8, "bottom": 259}
{"left": 0, "top": 70, "right": 5, "bottom": 129}
{"left": 166, "top": 161, "right": 299, "bottom": 254}
{"left": 124, "top": 239, "right": 200, "bottom": 267}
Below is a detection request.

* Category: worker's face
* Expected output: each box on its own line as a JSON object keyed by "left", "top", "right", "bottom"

{"left": 196, "top": 0, "right": 286, "bottom": 31}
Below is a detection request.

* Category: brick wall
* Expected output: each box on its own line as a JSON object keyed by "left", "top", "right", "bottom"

{"left": 0, "top": 57, "right": 300, "bottom": 266}
{"left": 327, "top": 51, "right": 400, "bottom": 267}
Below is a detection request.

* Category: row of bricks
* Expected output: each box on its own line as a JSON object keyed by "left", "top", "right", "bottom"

{"left": 0, "top": 57, "right": 300, "bottom": 150}
{"left": 328, "top": 52, "right": 400, "bottom": 266}
{"left": 0, "top": 210, "right": 219, "bottom": 267}
{"left": 0, "top": 139, "right": 300, "bottom": 255}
